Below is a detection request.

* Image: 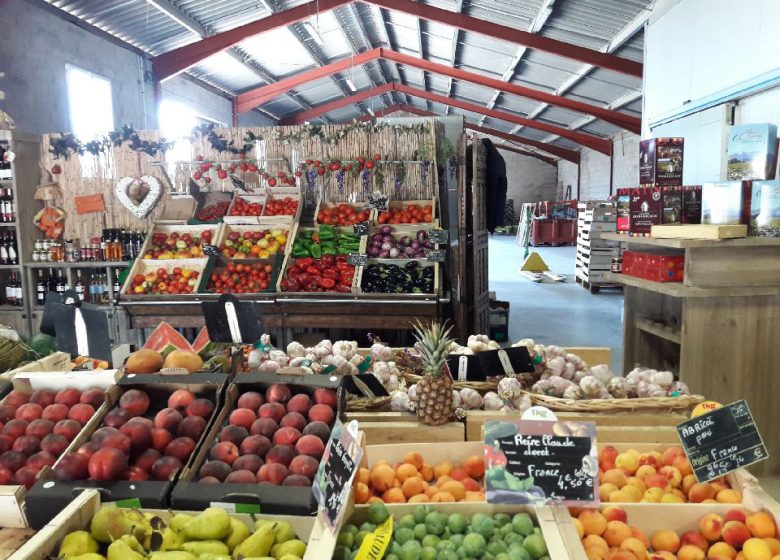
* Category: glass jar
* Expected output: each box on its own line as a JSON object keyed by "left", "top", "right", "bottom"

{"left": 34, "top": 239, "right": 44, "bottom": 252}
{"left": 49, "top": 242, "right": 64, "bottom": 262}
{"left": 65, "top": 239, "right": 80, "bottom": 263}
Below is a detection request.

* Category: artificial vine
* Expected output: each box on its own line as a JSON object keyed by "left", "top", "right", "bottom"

{"left": 49, "top": 124, "right": 174, "bottom": 160}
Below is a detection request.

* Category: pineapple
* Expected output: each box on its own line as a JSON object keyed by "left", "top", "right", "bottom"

{"left": 411, "top": 320, "right": 455, "bottom": 426}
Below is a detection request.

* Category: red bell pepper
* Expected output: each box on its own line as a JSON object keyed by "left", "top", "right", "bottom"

{"left": 306, "top": 266, "right": 322, "bottom": 276}
{"left": 336, "top": 284, "right": 352, "bottom": 293}
{"left": 295, "top": 257, "right": 314, "bottom": 269}
{"left": 318, "top": 277, "right": 336, "bottom": 289}
{"left": 322, "top": 269, "right": 339, "bottom": 280}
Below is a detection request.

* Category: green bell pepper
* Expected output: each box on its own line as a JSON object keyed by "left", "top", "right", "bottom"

{"left": 309, "top": 244, "right": 322, "bottom": 258}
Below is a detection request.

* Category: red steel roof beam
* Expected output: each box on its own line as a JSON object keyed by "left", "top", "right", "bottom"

{"left": 493, "top": 143, "right": 557, "bottom": 166}
{"left": 364, "top": 0, "right": 643, "bottom": 78}
{"left": 465, "top": 123, "right": 579, "bottom": 163}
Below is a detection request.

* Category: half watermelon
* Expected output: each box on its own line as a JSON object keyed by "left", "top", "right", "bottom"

{"left": 192, "top": 326, "right": 214, "bottom": 356}
{"left": 144, "top": 322, "right": 192, "bottom": 357}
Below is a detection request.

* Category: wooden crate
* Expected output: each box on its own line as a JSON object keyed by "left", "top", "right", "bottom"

{"left": 563, "top": 347, "right": 611, "bottom": 366}
{"left": 1, "top": 352, "right": 71, "bottom": 380}
{"left": 354, "top": 258, "right": 439, "bottom": 295}
{"left": 200, "top": 254, "right": 283, "bottom": 294}
{"left": 136, "top": 222, "right": 223, "bottom": 260}
{"left": 349, "top": 412, "right": 464, "bottom": 445}
{"left": 375, "top": 198, "right": 437, "bottom": 224}
{"left": 9, "top": 489, "right": 333, "bottom": 560}
{"left": 223, "top": 193, "right": 267, "bottom": 225}
{"left": 262, "top": 186, "right": 302, "bottom": 224}
{"left": 0, "top": 528, "right": 34, "bottom": 560}
{"left": 213, "top": 222, "right": 294, "bottom": 258}
{"left": 120, "top": 257, "right": 212, "bottom": 298}
{"left": 359, "top": 441, "right": 481, "bottom": 470}
{"left": 314, "top": 200, "right": 375, "bottom": 225}
{"left": 367, "top": 221, "right": 440, "bottom": 257}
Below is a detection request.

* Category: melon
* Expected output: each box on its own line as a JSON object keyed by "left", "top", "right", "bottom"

{"left": 143, "top": 323, "right": 192, "bottom": 357}
{"left": 163, "top": 350, "right": 203, "bottom": 373}
{"left": 126, "top": 349, "right": 164, "bottom": 374}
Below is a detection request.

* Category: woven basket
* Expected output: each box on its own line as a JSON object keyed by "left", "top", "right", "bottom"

{"left": 399, "top": 371, "right": 498, "bottom": 392}
{"left": 525, "top": 391, "right": 705, "bottom": 413}
{"left": 346, "top": 396, "right": 392, "bottom": 411}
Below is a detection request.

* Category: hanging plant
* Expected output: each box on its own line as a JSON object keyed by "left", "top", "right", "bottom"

{"left": 49, "top": 124, "right": 173, "bottom": 160}
{"left": 394, "top": 162, "right": 405, "bottom": 195}
{"left": 188, "top": 154, "right": 298, "bottom": 190}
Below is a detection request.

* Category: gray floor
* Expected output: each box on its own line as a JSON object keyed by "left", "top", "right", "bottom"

{"left": 488, "top": 235, "right": 625, "bottom": 372}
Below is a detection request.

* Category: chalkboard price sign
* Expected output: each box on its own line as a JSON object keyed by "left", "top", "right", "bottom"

{"left": 347, "top": 253, "right": 367, "bottom": 266}
{"left": 319, "top": 439, "right": 356, "bottom": 525}
{"left": 366, "top": 193, "right": 389, "bottom": 211}
{"left": 428, "top": 228, "right": 449, "bottom": 244}
{"left": 353, "top": 221, "right": 369, "bottom": 235}
{"left": 677, "top": 399, "right": 768, "bottom": 482}
{"left": 202, "top": 244, "right": 220, "bottom": 256}
{"left": 485, "top": 419, "right": 598, "bottom": 506}
{"left": 425, "top": 249, "right": 446, "bottom": 262}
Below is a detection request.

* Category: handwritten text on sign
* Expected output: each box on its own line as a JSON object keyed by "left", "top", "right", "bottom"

{"left": 677, "top": 400, "right": 768, "bottom": 483}
{"left": 321, "top": 439, "right": 357, "bottom": 526}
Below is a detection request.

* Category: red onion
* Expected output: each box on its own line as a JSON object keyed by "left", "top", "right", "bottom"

{"left": 381, "top": 242, "right": 393, "bottom": 251}
{"left": 389, "top": 248, "right": 400, "bottom": 258}
{"left": 411, "top": 240, "right": 421, "bottom": 250}
{"left": 404, "top": 246, "right": 416, "bottom": 257}
{"left": 371, "top": 240, "right": 382, "bottom": 249}
{"left": 379, "top": 225, "right": 393, "bottom": 235}
{"left": 382, "top": 234, "right": 395, "bottom": 244}
{"left": 368, "top": 246, "right": 381, "bottom": 257}
{"left": 379, "top": 249, "right": 390, "bottom": 258}
{"left": 416, "top": 230, "right": 428, "bottom": 241}
{"left": 400, "top": 235, "right": 412, "bottom": 247}
{"left": 371, "top": 233, "right": 383, "bottom": 243}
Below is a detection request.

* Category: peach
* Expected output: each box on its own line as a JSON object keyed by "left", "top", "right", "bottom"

{"left": 54, "top": 452, "right": 89, "bottom": 481}
{"left": 41, "top": 404, "right": 69, "bottom": 423}
{"left": 742, "top": 538, "right": 772, "bottom": 560}
{"left": 218, "top": 425, "right": 248, "bottom": 446}
{"left": 257, "top": 403, "right": 285, "bottom": 424}
{"left": 746, "top": 512, "right": 777, "bottom": 539}
{"left": 125, "top": 466, "right": 149, "bottom": 481}
{"left": 659, "top": 466, "right": 682, "bottom": 488}
{"left": 1, "top": 419, "right": 26, "bottom": 439}
{"left": 604, "top": 521, "right": 633, "bottom": 547}
{"left": 0, "top": 466, "right": 13, "bottom": 484}
{"left": 134, "top": 448, "right": 162, "bottom": 473}
{"left": 638, "top": 453, "right": 659, "bottom": 468}
{"left": 763, "top": 538, "right": 780, "bottom": 555}
{"left": 620, "top": 537, "right": 647, "bottom": 560}
{"left": 90, "top": 426, "right": 121, "bottom": 445}
{"left": 164, "top": 437, "right": 196, "bottom": 462}
{"left": 210, "top": 441, "right": 239, "bottom": 464}
{"left": 0, "top": 451, "right": 26, "bottom": 472}
{"left": 273, "top": 427, "right": 301, "bottom": 446}
{"left": 54, "top": 388, "right": 81, "bottom": 408}
{"left": 683, "top": 474, "right": 698, "bottom": 495}
{"left": 119, "top": 421, "right": 152, "bottom": 452}
{"left": 265, "top": 384, "right": 292, "bottom": 404}
{"left": 723, "top": 521, "right": 752, "bottom": 549}
{"left": 0, "top": 434, "right": 12, "bottom": 454}
{"left": 651, "top": 529, "right": 681, "bottom": 553}
{"left": 583, "top": 534, "right": 609, "bottom": 553}
{"left": 154, "top": 408, "right": 183, "bottom": 431}
{"left": 236, "top": 391, "right": 263, "bottom": 411}
{"left": 88, "top": 448, "right": 128, "bottom": 481}
{"left": 233, "top": 454, "right": 263, "bottom": 473}
{"left": 151, "top": 428, "right": 173, "bottom": 452}
{"left": 645, "top": 473, "right": 669, "bottom": 490}
{"left": 168, "top": 389, "right": 195, "bottom": 410}
{"left": 283, "top": 474, "right": 310, "bottom": 487}
{"left": 280, "top": 412, "right": 307, "bottom": 432}
{"left": 26, "top": 419, "right": 54, "bottom": 440}
{"left": 79, "top": 388, "right": 105, "bottom": 409}
{"left": 77, "top": 442, "right": 99, "bottom": 461}
{"left": 68, "top": 404, "right": 96, "bottom": 426}
{"left": 12, "top": 436, "right": 40, "bottom": 456}
{"left": 239, "top": 435, "right": 271, "bottom": 458}
{"left": 41, "top": 433, "right": 70, "bottom": 456}
{"left": 579, "top": 510, "right": 608, "bottom": 536}
{"left": 185, "top": 398, "right": 214, "bottom": 419}
{"left": 312, "top": 388, "right": 337, "bottom": 407}
{"left": 229, "top": 408, "right": 256, "bottom": 430}
{"left": 295, "top": 434, "right": 325, "bottom": 459}
{"left": 289, "top": 454, "right": 318, "bottom": 480}
{"left": 681, "top": 531, "right": 709, "bottom": 552}
{"left": 225, "top": 470, "right": 256, "bottom": 483}
{"left": 15, "top": 466, "right": 38, "bottom": 489}
{"left": 177, "top": 416, "right": 207, "bottom": 441}
{"left": 4, "top": 391, "right": 29, "bottom": 407}
{"left": 16, "top": 403, "right": 43, "bottom": 422}
{"left": 717, "top": 489, "right": 743, "bottom": 504}
{"left": 257, "top": 462, "right": 288, "bottom": 485}
{"left": 708, "top": 542, "right": 737, "bottom": 559}
{"left": 615, "top": 452, "right": 639, "bottom": 474}
{"left": 199, "top": 476, "right": 219, "bottom": 483}
{"left": 302, "top": 421, "right": 330, "bottom": 443}
{"left": 198, "top": 460, "right": 231, "bottom": 481}
{"left": 265, "top": 445, "right": 294, "bottom": 467}
{"left": 678, "top": 544, "right": 706, "bottom": 560}
{"left": 250, "top": 417, "right": 278, "bottom": 438}
{"left": 689, "top": 483, "right": 717, "bottom": 503}
{"left": 600, "top": 482, "right": 619, "bottom": 502}
{"left": 636, "top": 465, "right": 657, "bottom": 480}
{"left": 725, "top": 509, "right": 748, "bottom": 524}
{"left": 308, "top": 404, "right": 334, "bottom": 425}
{"left": 286, "top": 394, "right": 312, "bottom": 416}
{"left": 151, "top": 456, "right": 182, "bottom": 481}
{"left": 604, "top": 506, "right": 629, "bottom": 523}
{"left": 0, "top": 406, "right": 16, "bottom": 422}
{"left": 97, "top": 432, "right": 131, "bottom": 454}
{"left": 118, "top": 389, "right": 150, "bottom": 417}
{"left": 29, "top": 390, "right": 55, "bottom": 408}
{"left": 662, "top": 446, "right": 685, "bottom": 466}
{"left": 661, "top": 492, "right": 684, "bottom": 504}
{"left": 51, "top": 419, "right": 81, "bottom": 441}
{"left": 700, "top": 514, "right": 725, "bottom": 542}
{"left": 603, "top": 468, "right": 628, "bottom": 488}
{"left": 26, "top": 450, "right": 56, "bottom": 471}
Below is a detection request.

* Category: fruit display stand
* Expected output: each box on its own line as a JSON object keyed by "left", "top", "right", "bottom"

{"left": 261, "top": 187, "right": 303, "bottom": 224}
{"left": 171, "top": 373, "right": 343, "bottom": 515}
{"left": 0, "top": 369, "right": 117, "bottom": 528}
{"left": 24, "top": 372, "right": 227, "bottom": 529}
{"left": 345, "top": 411, "right": 465, "bottom": 445}
{"left": 120, "top": 257, "right": 213, "bottom": 298}
{"left": 10, "top": 488, "right": 334, "bottom": 560}
{"left": 224, "top": 192, "right": 267, "bottom": 224}
{"left": 1, "top": 352, "right": 71, "bottom": 380}
{"left": 355, "top": 258, "right": 440, "bottom": 295}
{"left": 375, "top": 198, "right": 437, "bottom": 225}
{"left": 136, "top": 223, "right": 223, "bottom": 260}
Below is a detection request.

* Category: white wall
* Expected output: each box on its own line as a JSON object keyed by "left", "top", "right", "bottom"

{"left": 503, "top": 151, "right": 557, "bottom": 213}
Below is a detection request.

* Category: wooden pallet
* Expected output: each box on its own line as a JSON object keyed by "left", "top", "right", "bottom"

{"left": 575, "top": 273, "right": 623, "bottom": 293}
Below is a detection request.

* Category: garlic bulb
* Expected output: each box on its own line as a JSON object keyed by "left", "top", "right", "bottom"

{"left": 499, "top": 405, "right": 516, "bottom": 413}
{"left": 626, "top": 367, "right": 651, "bottom": 384}
{"left": 449, "top": 345, "right": 474, "bottom": 355}
{"left": 486, "top": 340, "right": 501, "bottom": 350}
{"left": 467, "top": 335, "right": 489, "bottom": 353}
{"left": 407, "top": 384, "right": 418, "bottom": 403}
{"left": 390, "top": 391, "right": 411, "bottom": 412}
{"left": 451, "top": 390, "right": 461, "bottom": 410}
{"left": 458, "top": 388, "right": 483, "bottom": 410}
{"left": 563, "top": 385, "right": 583, "bottom": 400}
{"left": 313, "top": 340, "right": 333, "bottom": 359}
{"left": 332, "top": 340, "right": 358, "bottom": 359}
{"left": 482, "top": 392, "right": 503, "bottom": 411}
{"left": 512, "top": 338, "right": 535, "bottom": 352}
{"left": 370, "top": 342, "right": 394, "bottom": 362}
{"left": 349, "top": 354, "right": 365, "bottom": 367}
{"left": 269, "top": 350, "right": 289, "bottom": 366}
{"left": 259, "top": 360, "right": 280, "bottom": 373}
{"left": 247, "top": 348, "right": 263, "bottom": 369}
{"left": 546, "top": 345, "right": 566, "bottom": 358}
{"left": 372, "top": 361, "right": 392, "bottom": 384}
{"left": 562, "top": 362, "right": 576, "bottom": 380}
{"left": 289, "top": 356, "right": 310, "bottom": 368}
{"left": 607, "top": 377, "right": 630, "bottom": 399}
{"left": 590, "top": 364, "right": 612, "bottom": 383}
{"left": 565, "top": 353, "right": 588, "bottom": 371}
{"left": 286, "top": 341, "right": 306, "bottom": 358}
{"left": 579, "top": 375, "right": 605, "bottom": 399}
{"left": 497, "top": 377, "right": 523, "bottom": 401}
{"left": 512, "top": 393, "right": 532, "bottom": 414}
{"left": 547, "top": 356, "right": 565, "bottom": 377}
{"left": 636, "top": 381, "right": 667, "bottom": 398}
{"left": 532, "top": 377, "right": 574, "bottom": 398}
{"left": 650, "top": 370, "right": 674, "bottom": 388}
{"left": 385, "top": 374, "right": 399, "bottom": 392}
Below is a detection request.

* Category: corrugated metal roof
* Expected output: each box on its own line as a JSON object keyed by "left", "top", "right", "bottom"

{"left": 43, "top": 0, "right": 651, "bottom": 153}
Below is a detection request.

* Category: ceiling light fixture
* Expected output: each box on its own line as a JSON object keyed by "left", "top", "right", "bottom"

{"left": 303, "top": 21, "right": 324, "bottom": 45}
{"left": 345, "top": 78, "right": 357, "bottom": 92}
{"left": 367, "top": 107, "right": 375, "bottom": 116}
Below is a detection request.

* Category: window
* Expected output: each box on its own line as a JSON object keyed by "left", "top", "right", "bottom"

{"left": 65, "top": 65, "right": 114, "bottom": 140}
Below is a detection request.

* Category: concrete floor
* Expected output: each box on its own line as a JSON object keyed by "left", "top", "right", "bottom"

{"left": 488, "top": 235, "right": 625, "bottom": 372}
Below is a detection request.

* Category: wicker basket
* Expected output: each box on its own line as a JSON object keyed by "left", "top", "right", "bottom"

{"left": 525, "top": 391, "right": 705, "bottom": 413}
{"left": 399, "top": 371, "right": 499, "bottom": 392}
{"left": 346, "top": 396, "right": 393, "bottom": 411}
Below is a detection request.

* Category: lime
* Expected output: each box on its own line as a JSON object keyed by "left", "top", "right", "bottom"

{"left": 368, "top": 502, "right": 389, "bottom": 525}
{"left": 342, "top": 524, "right": 358, "bottom": 535}
{"left": 333, "top": 545, "right": 350, "bottom": 560}
{"left": 355, "top": 530, "right": 370, "bottom": 547}
{"left": 413, "top": 523, "right": 428, "bottom": 541}
{"left": 420, "top": 545, "right": 437, "bottom": 560}
{"left": 360, "top": 522, "right": 376, "bottom": 533}
{"left": 504, "top": 533, "right": 524, "bottom": 546}
{"left": 421, "top": 534, "right": 439, "bottom": 548}
{"left": 488, "top": 539, "right": 508, "bottom": 555}
{"left": 449, "top": 534, "right": 465, "bottom": 548}
{"left": 522, "top": 534, "right": 547, "bottom": 560}
{"left": 387, "top": 555, "right": 400, "bottom": 560}
{"left": 499, "top": 523, "right": 514, "bottom": 537}
{"left": 425, "top": 512, "right": 446, "bottom": 536}
{"left": 471, "top": 513, "right": 494, "bottom": 539}
{"left": 400, "top": 539, "right": 422, "bottom": 560}
{"left": 395, "top": 527, "right": 415, "bottom": 545}
{"left": 507, "top": 544, "right": 530, "bottom": 560}
{"left": 447, "top": 513, "right": 468, "bottom": 535}
{"left": 413, "top": 505, "right": 430, "bottom": 524}
{"left": 511, "top": 513, "right": 534, "bottom": 536}
{"left": 438, "top": 551, "right": 458, "bottom": 560}
{"left": 462, "top": 533, "right": 487, "bottom": 557}
{"left": 494, "top": 513, "right": 512, "bottom": 528}
{"left": 337, "top": 531, "right": 354, "bottom": 548}
{"left": 399, "top": 514, "right": 416, "bottom": 530}
{"left": 437, "top": 540, "right": 456, "bottom": 552}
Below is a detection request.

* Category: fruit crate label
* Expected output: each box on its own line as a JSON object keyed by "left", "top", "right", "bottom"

{"left": 314, "top": 420, "right": 362, "bottom": 529}
{"left": 484, "top": 419, "right": 598, "bottom": 506}
{"left": 209, "top": 501, "right": 261, "bottom": 514}
{"left": 425, "top": 249, "right": 446, "bottom": 262}
{"left": 428, "top": 228, "right": 449, "bottom": 243}
{"left": 676, "top": 399, "right": 768, "bottom": 482}
{"left": 353, "top": 221, "right": 369, "bottom": 235}
{"left": 366, "top": 193, "right": 389, "bottom": 211}
{"left": 356, "top": 515, "right": 393, "bottom": 560}
{"left": 201, "top": 243, "right": 220, "bottom": 256}
{"left": 347, "top": 253, "right": 367, "bottom": 266}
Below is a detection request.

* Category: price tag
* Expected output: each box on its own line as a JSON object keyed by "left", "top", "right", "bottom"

{"left": 314, "top": 421, "right": 362, "bottom": 528}
{"left": 428, "top": 228, "right": 449, "bottom": 244}
{"left": 209, "top": 502, "right": 261, "bottom": 514}
{"left": 366, "top": 193, "right": 389, "bottom": 211}
{"left": 677, "top": 400, "right": 768, "bottom": 482}
{"left": 425, "top": 249, "right": 445, "bottom": 262}
{"left": 202, "top": 244, "right": 220, "bottom": 256}
{"left": 484, "top": 419, "right": 598, "bottom": 506}
{"left": 355, "top": 516, "right": 393, "bottom": 560}
{"left": 347, "top": 253, "right": 367, "bottom": 266}
{"left": 353, "top": 221, "right": 369, "bottom": 235}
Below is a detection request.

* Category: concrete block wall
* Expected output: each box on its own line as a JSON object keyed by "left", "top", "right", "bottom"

{"left": 503, "top": 150, "right": 558, "bottom": 215}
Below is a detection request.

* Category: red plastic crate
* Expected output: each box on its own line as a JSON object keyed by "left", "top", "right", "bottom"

{"left": 622, "top": 250, "right": 684, "bottom": 282}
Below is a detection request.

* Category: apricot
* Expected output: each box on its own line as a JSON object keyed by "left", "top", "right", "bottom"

{"left": 604, "top": 521, "right": 632, "bottom": 547}
{"left": 450, "top": 468, "right": 469, "bottom": 481}
{"left": 408, "top": 494, "right": 430, "bottom": 503}
{"left": 662, "top": 446, "right": 685, "bottom": 466}
{"left": 620, "top": 537, "right": 647, "bottom": 560}
{"left": 357, "top": 466, "right": 369, "bottom": 486}
{"left": 583, "top": 534, "right": 609, "bottom": 553}
{"left": 229, "top": 408, "right": 257, "bottom": 430}
{"left": 650, "top": 553, "right": 677, "bottom": 560}
{"left": 604, "top": 506, "right": 629, "bottom": 523}
{"left": 683, "top": 474, "right": 698, "bottom": 495}
{"left": 700, "top": 514, "right": 725, "bottom": 542}
{"left": 419, "top": 463, "right": 434, "bottom": 481}
{"left": 620, "top": 485, "right": 643, "bottom": 502}
{"left": 688, "top": 483, "right": 716, "bottom": 503}
{"left": 661, "top": 492, "right": 684, "bottom": 503}
{"left": 370, "top": 463, "right": 395, "bottom": 492}
{"left": 289, "top": 454, "right": 318, "bottom": 481}
{"left": 463, "top": 455, "right": 485, "bottom": 478}
{"left": 681, "top": 531, "right": 709, "bottom": 552}
{"left": 763, "top": 538, "right": 780, "bottom": 556}
{"left": 440, "top": 480, "right": 466, "bottom": 501}
{"left": 642, "top": 487, "right": 664, "bottom": 503}
{"left": 431, "top": 491, "right": 456, "bottom": 502}
{"left": 603, "top": 468, "right": 628, "bottom": 488}
{"left": 355, "top": 482, "right": 370, "bottom": 503}
{"left": 708, "top": 542, "right": 737, "bottom": 559}
{"left": 646, "top": 473, "right": 670, "bottom": 490}
{"left": 746, "top": 512, "right": 777, "bottom": 539}
{"left": 725, "top": 509, "right": 748, "bottom": 524}
{"left": 631, "top": 526, "right": 650, "bottom": 549}
{"left": 41, "top": 404, "right": 69, "bottom": 423}
{"left": 651, "top": 529, "right": 681, "bottom": 553}
{"left": 659, "top": 466, "right": 682, "bottom": 488}
{"left": 462, "top": 477, "right": 480, "bottom": 492}
{"left": 396, "top": 462, "right": 418, "bottom": 483}
{"left": 615, "top": 452, "right": 639, "bottom": 474}
{"left": 579, "top": 510, "right": 608, "bottom": 536}
{"left": 678, "top": 544, "right": 706, "bottom": 560}
{"left": 717, "top": 489, "right": 743, "bottom": 504}
{"left": 151, "top": 456, "right": 182, "bottom": 481}
{"left": 723, "top": 521, "right": 752, "bottom": 549}
{"left": 600, "top": 482, "right": 619, "bottom": 502}
{"left": 635, "top": 465, "right": 657, "bottom": 480}
{"left": 626, "top": 476, "right": 647, "bottom": 494}
{"left": 673, "top": 455, "right": 693, "bottom": 476}
{"left": 433, "top": 461, "right": 453, "bottom": 479}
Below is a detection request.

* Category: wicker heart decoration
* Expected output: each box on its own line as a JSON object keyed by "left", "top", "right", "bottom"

{"left": 115, "top": 175, "right": 161, "bottom": 218}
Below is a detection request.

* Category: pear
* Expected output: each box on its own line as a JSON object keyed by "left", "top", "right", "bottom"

{"left": 270, "top": 539, "right": 306, "bottom": 559}
{"left": 193, "top": 555, "right": 230, "bottom": 560}
{"left": 181, "top": 508, "right": 231, "bottom": 541}
{"left": 277, "top": 555, "right": 303, "bottom": 560}
{"left": 148, "top": 552, "right": 196, "bottom": 560}
{"left": 232, "top": 523, "right": 275, "bottom": 559}
{"left": 158, "top": 527, "right": 184, "bottom": 551}
{"left": 254, "top": 520, "right": 273, "bottom": 532}
{"left": 69, "top": 555, "right": 106, "bottom": 560}
{"left": 271, "top": 521, "right": 296, "bottom": 545}
{"left": 170, "top": 513, "right": 194, "bottom": 535}
{"left": 106, "top": 539, "right": 145, "bottom": 560}
{"left": 59, "top": 530, "right": 99, "bottom": 557}
{"left": 181, "top": 540, "right": 229, "bottom": 555}
{"left": 223, "top": 518, "right": 250, "bottom": 552}
{"left": 91, "top": 507, "right": 151, "bottom": 544}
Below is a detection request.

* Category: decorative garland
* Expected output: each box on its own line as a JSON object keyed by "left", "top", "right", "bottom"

{"left": 49, "top": 124, "right": 174, "bottom": 160}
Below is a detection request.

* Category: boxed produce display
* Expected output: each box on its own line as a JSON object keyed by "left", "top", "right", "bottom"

{"left": 337, "top": 501, "right": 568, "bottom": 560}
{"left": 214, "top": 222, "right": 292, "bottom": 259}
{"left": 640, "top": 137, "right": 684, "bottom": 186}
{"left": 263, "top": 187, "right": 302, "bottom": 222}
{"left": 12, "top": 488, "right": 331, "bottom": 560}
{"left": 358, "top": 259, "right": 438, "bottom": 294}
{"left": 727, "top": 123, "right": 778, "bottom": 180}
{"left": 367, "top": 225, "right": 438, "bottom": 259}
{"left": 225, "top": 193, "right": 267, "bottom": 224}
{"left": 139, "top": 224, "right": 221, "bottom": 260}
{"left": 278, "top": 227, "right": 361, "bottom": 293}
{"left": 629, "top": 186, "right": 663, "bottom": 235}
{"left": 622, "top": 250, "right": 685, "bottom": 283}
{"left": 0, "top": 369, "right": 116, "bottom": 527}
{"left": 376, "top": 199, "right": 436, "bottom": 225}
{"left": 171, "top": 373, "right": 344, "bottom": 515}
{"left": 289, "top": 226, "right": 365, "bottom": 259}
{"left": 204, "top": 255, "right": 281, "bottom": 294}
{"left": 121, "top": 257, "right": 211, "bottom": 297}
{"left": 189, "top": 190, "right": 233, "bottom": 224}
{"left": 316, "top": 200, "right": 373, "bottom": 226}
{"left": 24, "top": 373, "right": 227, "bottom": 528}
{"left": 701, "top": 181, "right": 751, "bottom": 225}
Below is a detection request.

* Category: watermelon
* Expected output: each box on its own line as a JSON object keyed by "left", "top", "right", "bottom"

{"left": 192, "top": 326, "right": 213, "bottom": 356}
{"left": 143, "top": 323, "right": 192, "bottom": 356}
{"left": 30, "top": 333, "right": 57, "bottom": 357}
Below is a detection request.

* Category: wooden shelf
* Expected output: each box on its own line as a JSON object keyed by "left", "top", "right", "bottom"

{"left": 603, "top": 272, "right": 780, "bottom": 298}
{"left": 601, "top": 232, "right": 780, "bottom": 249}
{"left": 0, "top": 223, "right": 17, "bottom": 228}
{"left": 26, "top": 262, "right": 128, "bottom": 269}
{"left": 0, "top": 265, "right": 21, "bottom": 270}
{"left": 0, "top": 306, "right": 25, "bottom": 314}
{"left": 635, "top": 317, "right": 681, "bottom": 344}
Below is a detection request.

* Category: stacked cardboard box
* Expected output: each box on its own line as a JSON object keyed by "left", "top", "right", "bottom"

{"left": 575, "top": 201, "right": 620, "bottom": 285}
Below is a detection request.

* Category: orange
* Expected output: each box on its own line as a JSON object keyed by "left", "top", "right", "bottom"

{"left": 431, "top": 491, "right": 456, "bottom": 502}
{"left": 433, "top": 461, "right": 453, "bottom": 479}
{"left": 367, "top": 496, "right": 384, "bottom": 504}
{"left": 463, "top": 491, "right": 484, "bottom": 502}
{"left": 419, "top": 463, "right": 434, "bottom": 481}
{"left": 404, "top": 452, "right": 424, "bottom": 470}
{"left": 463, "top": 455, "right": 485, "bottom": 478}
{"left": 355, "top": 482, "right": 370, "bottom": 504}
{"left": 440, "top": 480, "right": 466, "bottom": 501}
{"left": 369, "top": 464, "right": 395, "bottom": 492}
{"left": 402, "top": 477, "right": 424, "bottom": 498}
{"left": 382, "top": 487, "right": 406, "bottom": 503}
{"left": 425, "top": 486, "right": 438, "bottom": 498}
{"left": 396, "top": 463, "right": 419, "bottom": 483}
{"left": 357, "top": 467, "right": 369, "bottom": 486}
